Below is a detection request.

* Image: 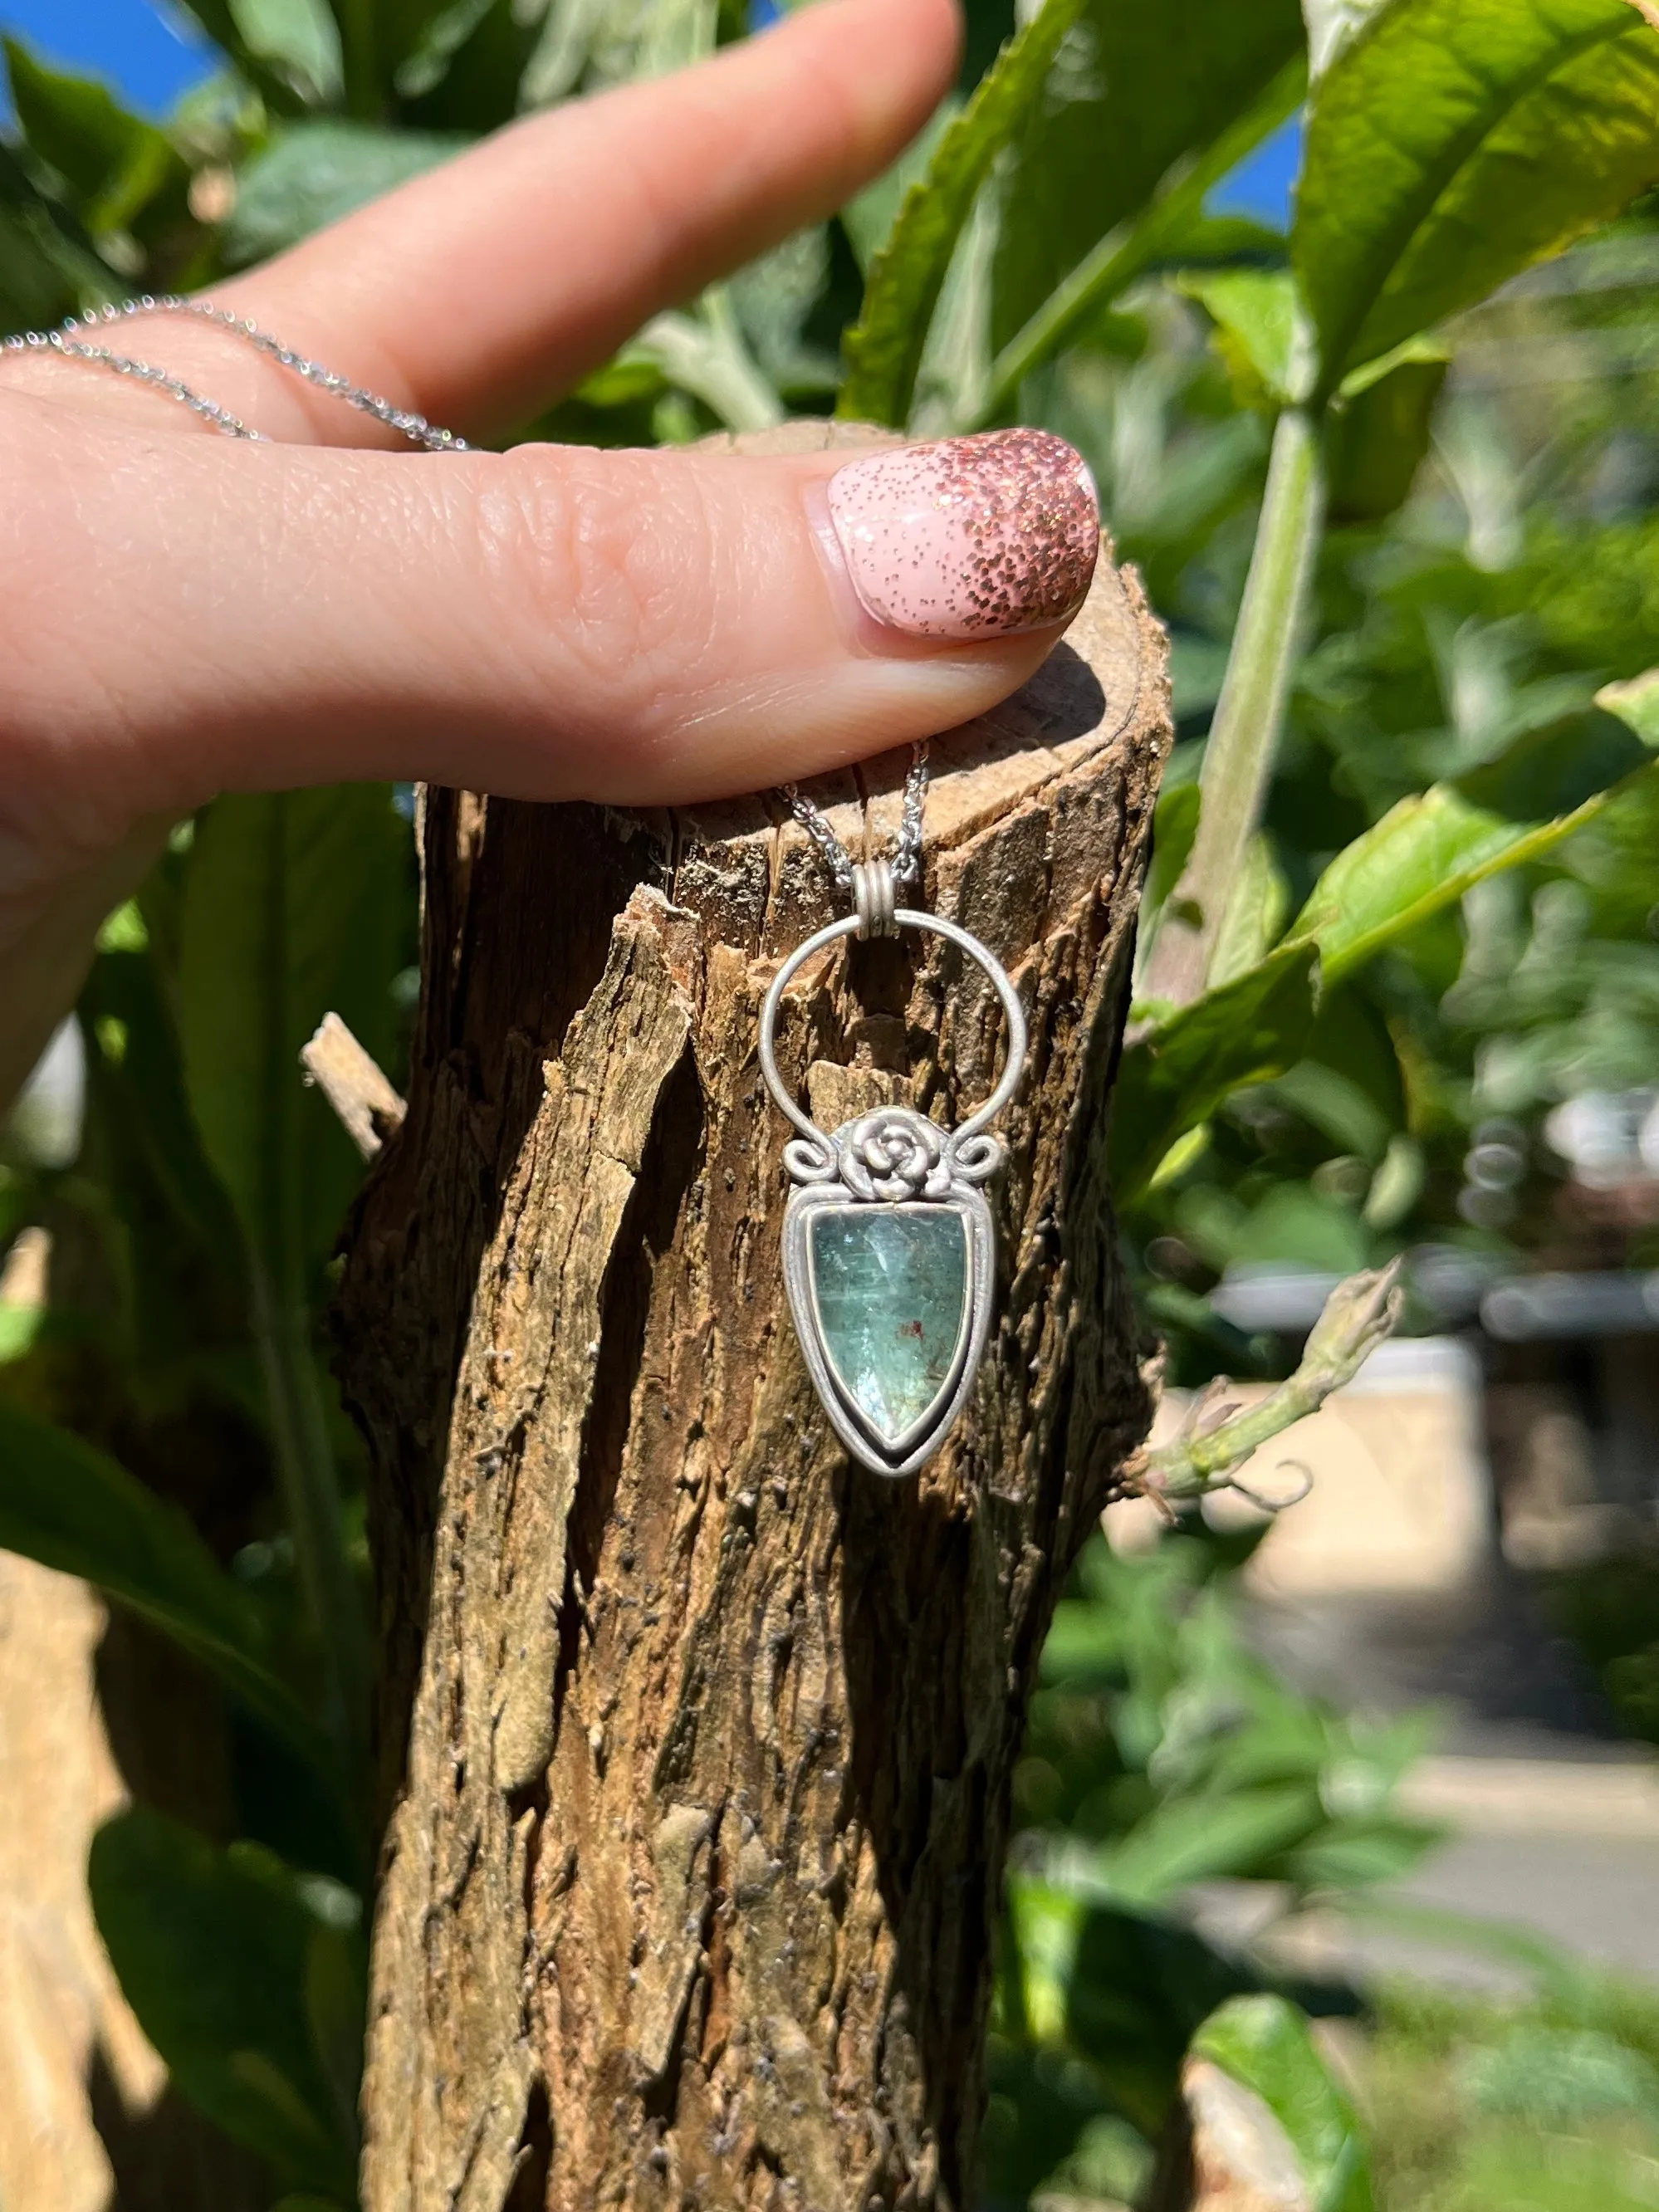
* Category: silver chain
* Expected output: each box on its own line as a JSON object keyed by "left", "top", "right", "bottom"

{"left": 7, "top": 295, "right": 930, "bottom": 906}
{"left": 783, "top": 742, "right": 928, "bottom": 896}
{"left": 3, "top": 296, "right": 469, "bottom": 451}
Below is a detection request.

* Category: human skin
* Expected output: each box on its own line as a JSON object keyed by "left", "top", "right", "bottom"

{"left": 0, "top": 0, "right": 1098, "bottom": 1110}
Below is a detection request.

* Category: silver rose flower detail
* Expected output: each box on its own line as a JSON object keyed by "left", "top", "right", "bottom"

{"left": 836, "top": 1108, "right": 952, "bottom": 1201}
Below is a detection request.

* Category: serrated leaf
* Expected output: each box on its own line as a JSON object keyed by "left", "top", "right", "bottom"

{"left": 90, "top": 1809, "right": 360, "bottom": 2196}
{"left": 991, "top": 0, "right": 1305, "bottom": 356}
{"left": 0, "top": 1402, "right": 329, "bottom": 1770}
{"left": 1296, "top": 0, "right": 1659, "bottom": 391}
{"left": 1284, "top": 756, "right": 1659, "bottom": 985}
{"left": 1192, "top": 1994, "right": 1373, "bottom": 2212}
{"left": 1113, "top": 946, "right": 1319, "bottom": 1201}
{"left": 837, "top": 0, "right": 1086, "bottom": 428}
{"left": 223, "top": 123, "right": 467, "bottom": 265}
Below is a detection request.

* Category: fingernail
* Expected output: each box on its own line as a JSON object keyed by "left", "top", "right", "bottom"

{"left": 825, "top": 428, "right": 1099, "bottom": 641}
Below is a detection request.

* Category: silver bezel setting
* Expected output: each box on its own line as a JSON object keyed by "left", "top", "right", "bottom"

{"left": 759, "top": 909, "right": 1027, "bottom": 1479}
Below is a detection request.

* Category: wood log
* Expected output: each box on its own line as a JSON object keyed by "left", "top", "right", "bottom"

{"left": 336, "top": 427, "right": 1172, "bottom": 2211}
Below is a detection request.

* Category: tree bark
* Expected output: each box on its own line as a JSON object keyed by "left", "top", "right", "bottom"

{"left": 337, "top": 430, "right": 1172, "bottom": 2212}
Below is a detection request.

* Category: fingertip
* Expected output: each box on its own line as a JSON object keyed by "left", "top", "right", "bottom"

{"left": 776, "top": 0, "right": 962, "bottom": 174}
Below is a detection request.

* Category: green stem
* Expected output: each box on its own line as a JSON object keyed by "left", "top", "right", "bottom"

{"left": 1139, "top": 1260, "right": 1402, "bottom": 1504}
{"left": 250, "top": 1258, "right": 368, "bottom": 1783}
{"left": 641, "top": 291, "right": 784, "bottom": 433}
{"left": 1140, "top": 402, "right": 1328, "bottom": 1010}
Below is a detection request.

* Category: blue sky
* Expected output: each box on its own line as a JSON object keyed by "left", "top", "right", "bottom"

{"left": 0, "top": 0, "right": 1299, "bottom": 223}
{"left": 0, "top": 0, "right": 213, "bottom": 114}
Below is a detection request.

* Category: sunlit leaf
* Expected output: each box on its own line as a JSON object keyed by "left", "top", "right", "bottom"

{"left": 837, "top": 0, "right": 1086, "bottom": 428}
{"left": 3, "top": 39, "right": 189, "bottom": 244}
{"left": 1192, "top": 1993, "right": 1373, "bottom": 2211}
{"left": 1113, "top": 947, "right": 1319, "bottom": 1201}
{"left": 1285, "top": 758, "right": 1659, "bottom": 985}
{"left": 1296, "top": 0, "right": 1659, "bottom": 390}
{"left": 991, "top": 0, "right": 1304, "bottom": 355}
{"left": 1178, "top": 266, "right": 1307, "bottom": 409}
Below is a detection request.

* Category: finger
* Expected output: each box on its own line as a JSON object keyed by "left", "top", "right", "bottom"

{"left": 0, "top": 0, "right": 958, "bottom": 449}
{"left": 2, "top": 411, "right": 1099, "bottom": 825}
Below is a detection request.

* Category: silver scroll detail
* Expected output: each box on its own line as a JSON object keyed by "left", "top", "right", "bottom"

{"left": 758, "top": 909, "right": 1028, "bottom": 1480}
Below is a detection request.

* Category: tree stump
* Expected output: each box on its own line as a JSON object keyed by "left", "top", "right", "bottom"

{"left": 337, "top": 461, "right": 1172, "bottom": 2210}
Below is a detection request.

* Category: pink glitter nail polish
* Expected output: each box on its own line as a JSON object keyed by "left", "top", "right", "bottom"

{"left": 825, "top": 428, "right": 1099, "bottom": 640}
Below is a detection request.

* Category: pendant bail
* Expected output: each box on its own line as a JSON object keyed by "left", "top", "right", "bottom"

{"left": 851, "top": 858, "right": 898, "bottom": 939}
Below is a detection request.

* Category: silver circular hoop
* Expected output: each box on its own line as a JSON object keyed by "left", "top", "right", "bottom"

{"left": 757, "top": 908, "right": 1028, "bottom": 1154}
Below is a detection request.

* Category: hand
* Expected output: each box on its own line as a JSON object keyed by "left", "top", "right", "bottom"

{"left": 0, "top": 0, "right": 1099, "bottom": 1108}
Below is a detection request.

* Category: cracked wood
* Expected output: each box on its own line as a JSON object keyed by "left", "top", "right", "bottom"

{"left": 337, "top": 426, "right": 1172, "bottom": 2212}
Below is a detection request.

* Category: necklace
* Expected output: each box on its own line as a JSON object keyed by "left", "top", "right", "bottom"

{"left": 12, "top": 299, "right": 1029, "bottom": 1477}
{"left": 764, "top": 776, "right": 1026, "bottom": 1476}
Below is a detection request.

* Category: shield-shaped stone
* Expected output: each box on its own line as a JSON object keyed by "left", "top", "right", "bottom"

{"left": 806, "top": 1203, "right": 971, "bottom": 1452}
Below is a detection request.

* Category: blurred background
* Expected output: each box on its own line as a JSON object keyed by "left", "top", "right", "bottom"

{"left": 2, "top": 2, "right": 1658, "bottom": 2209}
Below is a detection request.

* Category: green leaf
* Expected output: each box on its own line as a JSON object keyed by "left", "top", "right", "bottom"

{"left": 0, "top": 1402, "right": 328, "bottom": 1769}
{"left": 0, "top": 139, "right": 120, "bottom": 333}
{"left": 1295, "top": 0, "right": 1659, "bottom": 392}
{"left": 979, "top": 60, "right": 1304, "bottom": 423}
{"left": 840, "top": 100, "right": 958, "bottom": 276}
{"left": 1283, "top": 757, "right": 1659, "bottom": 986}
{"left": 1103, "top": 1784, "right": 1325, "bottom": 1904}
{"left": 1113, "top": 946, "right": 1319, "bottom": 1201}
{"left": 81, "top": 947, "right": 245, "bottom": 1281}
{"left": 1192, "top": 1994, "right": 1373, "bottom": 2211}
{"left": 228, "top": 0, "right": 343, "bottom": 105}
{"left": 1596, "top": 665, "right": 1659, "bottom": 746}
{"left": 90, "top": 1808, "right": 360, "bottom": 2197}
{"left": 1141, "top": 780, "right": 1202, "bottom": 937}
{"left": 1208, "top": 831, "right": 1293, "bottom": 987}
{"left": 176, "top": 785, "right": 408, "bottom": 1283}
{"left": 837, "top": 0, "right": 1086, "bottom": 428}
{"left": 1327, "top": 351, "right": 1447, "bottom": 524}
{"left": 1063, "top": 1896, "right": 1261, "bottom": 2136}
{"left": 223, "top": 123, "right": 467, "bottom": 266}
{"left": 990, "top": 0, "right": 1305, "bottom": 356}
{"left": 1177, "top": 267, "right": 1307, "bottom": 409}
{"left": 3, "top": 39, "right": 188, "bottom": 243}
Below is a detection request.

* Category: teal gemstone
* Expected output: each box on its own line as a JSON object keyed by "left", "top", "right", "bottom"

{"left": 810, "top": 1205, "right": 969, "bottom": 1447}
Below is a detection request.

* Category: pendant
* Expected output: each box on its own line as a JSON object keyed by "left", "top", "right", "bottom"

{"left": 759, "top": 892, "right": 1027, "bottom": 1478}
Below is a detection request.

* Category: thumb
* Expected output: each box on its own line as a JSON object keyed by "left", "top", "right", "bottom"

{"left": 4, "top": 412, "right": 1099, "bottom": 820}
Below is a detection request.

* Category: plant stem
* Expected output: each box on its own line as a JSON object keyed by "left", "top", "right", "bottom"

{"left": 1140, "top": 402, "right": 1328, "bottom": 1009}
{"left": 250, "top": 1256, "right": 368, "bottom": 1784}
{"left": 641, "top": 290, "right": 784, "bottom": 433}
{"left": 1135, "top": 1260, "right": 1403, "bottom": 1505}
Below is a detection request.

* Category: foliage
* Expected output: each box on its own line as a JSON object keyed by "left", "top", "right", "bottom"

{"left": 3, "top": 0, "right": 1659, "bottom": 2202}
{"left": 1368, "top": 1966, "right": 1659, "bottom": 2210}
{"left": 981, "top": 1531, "right": 1435, "bottom": 2200}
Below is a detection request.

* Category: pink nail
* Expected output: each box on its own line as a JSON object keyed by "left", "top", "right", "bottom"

{"left": 825, "top": 428, "right": 1099, "bottom": 640}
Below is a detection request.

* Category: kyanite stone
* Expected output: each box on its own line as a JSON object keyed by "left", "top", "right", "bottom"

{"left": 810, "top": 1206, "right": 968, "bottom": 1446}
